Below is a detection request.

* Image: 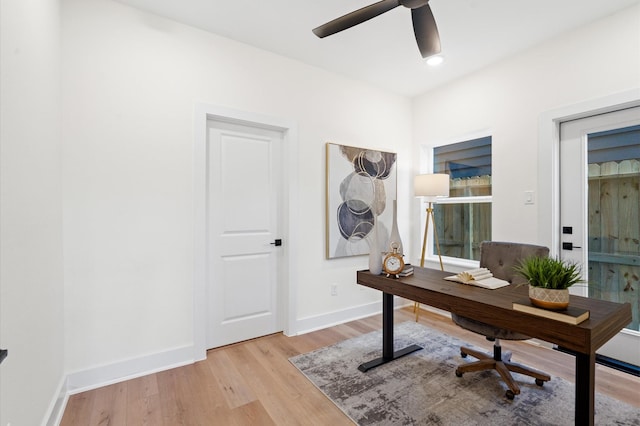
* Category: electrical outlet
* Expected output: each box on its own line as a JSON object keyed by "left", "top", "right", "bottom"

{"left": 331, "top": 284, "right": 338, "bottom": 296}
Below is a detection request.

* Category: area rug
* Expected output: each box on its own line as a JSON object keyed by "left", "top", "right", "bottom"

{"left": 290, "top": 321, "right": 640, "bottom": 425}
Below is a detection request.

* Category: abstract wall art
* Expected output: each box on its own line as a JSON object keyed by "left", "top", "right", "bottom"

{"left": 326, "top": 143, "right": 397, "bottom": 259}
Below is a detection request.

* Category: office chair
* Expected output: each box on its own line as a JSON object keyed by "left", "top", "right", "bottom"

{"left": 452, "top": 241, "right": 551, "bottom": 400}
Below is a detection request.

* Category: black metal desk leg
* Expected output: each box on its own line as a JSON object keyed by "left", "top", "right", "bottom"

{"left": 575, "top": 352, "right": 596, "bottom": 426}
{"left": 382, "top": 291, "right": 394, "bottom": 359}
{"left": 358, "top": 292, "right": 422, "bottom": 372}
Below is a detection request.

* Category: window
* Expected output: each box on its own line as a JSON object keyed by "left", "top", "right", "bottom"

{"left": 432, "top": 136, "right": 492, "bottom": 262}
{"left": 587, "top": 124, "right": 640, "bottom": 331}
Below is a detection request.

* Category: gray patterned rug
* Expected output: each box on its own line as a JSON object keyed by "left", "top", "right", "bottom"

{"left": 290, "top": 321, "right": 640, "bottom": 425}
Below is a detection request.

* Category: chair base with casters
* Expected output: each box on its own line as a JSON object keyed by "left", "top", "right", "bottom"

{"left": 454, "top": 337, "right": 550, "bottom": 400}
{"left": 452, "top": 241, "right": 552, "bottom": 400}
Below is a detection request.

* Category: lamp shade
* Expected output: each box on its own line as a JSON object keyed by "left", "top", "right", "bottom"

{"left": 414, "top": 173, "right": 450, "bottom": 198}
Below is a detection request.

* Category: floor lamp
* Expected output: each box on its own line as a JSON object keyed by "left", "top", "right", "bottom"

{"left": 414, "top": 173, "right": 450, "bottom": 321}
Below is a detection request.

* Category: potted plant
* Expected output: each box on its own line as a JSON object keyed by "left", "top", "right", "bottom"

{"left": 514, "top": 256, "right": 583, "bottom": 310}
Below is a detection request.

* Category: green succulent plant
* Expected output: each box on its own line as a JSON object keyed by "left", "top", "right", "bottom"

{"left": 514, "top": 256, "right": 583, "bottom": 290}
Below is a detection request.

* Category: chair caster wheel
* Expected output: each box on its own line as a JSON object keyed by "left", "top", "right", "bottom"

{"left": 455, "top": 369, "right": 463, "bottom": 378}
{"left": 505, "top": 390, "right": 515, "bottom": 400}
{"left": 535, "top": 378, "right": 545, "bottom": 386}
{"left": 460, "top": 352, "right": 467, "bottom": 358}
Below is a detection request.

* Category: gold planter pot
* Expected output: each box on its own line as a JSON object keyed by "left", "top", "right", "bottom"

{"left": 529, "top": 285, "right": 570, "bottom": 311}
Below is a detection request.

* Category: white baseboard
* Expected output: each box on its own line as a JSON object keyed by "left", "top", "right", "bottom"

{"left": 292, "top": 297, "right": 411, "bottom": 336}
{"left": 44, "top": 376, "right": 69, "bottom": 426}
{"left": 65, "top": 345, "right": 195, "bottom": 395}
{"left": 45, "top": 345, "right": 194, "bottom": 425}
{"left": 417, "top": 303, "right": 452, "bottom": 319}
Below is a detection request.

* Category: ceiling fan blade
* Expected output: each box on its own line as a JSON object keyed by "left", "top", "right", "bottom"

{"left": 313, "top": 0, "right": 400, "bottom": 38}
{"left": 412, "top": 4, "right": 441, "bottom": 58}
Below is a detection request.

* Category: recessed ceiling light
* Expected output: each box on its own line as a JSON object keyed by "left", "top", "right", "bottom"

{"left": 426, "top": 55, "right": 444, "bottom": 67}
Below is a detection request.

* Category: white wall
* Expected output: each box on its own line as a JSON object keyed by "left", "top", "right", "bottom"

{"left": 411, "top": 4, "right": 640, "bottom": 259}
{"left": 0, "top": 0, "right": 65, "bottom": 425}
{"left": 61, "top": 0, "right": 412, "bottom": 377}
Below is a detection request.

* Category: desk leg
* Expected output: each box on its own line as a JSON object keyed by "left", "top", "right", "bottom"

{"left": 358, "top": 292, "right": 423, "bottom": 372}
{"left": 575, "top": 352, "right": 596, "bottom": 426}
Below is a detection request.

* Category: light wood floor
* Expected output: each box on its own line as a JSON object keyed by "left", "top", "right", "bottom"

{"left": 60, "top": 307, "right": 640, "bottom": 425}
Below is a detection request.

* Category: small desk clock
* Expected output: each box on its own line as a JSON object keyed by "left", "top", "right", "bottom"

{"left": 383, "top": 242, "right": 404, "bottom": 278}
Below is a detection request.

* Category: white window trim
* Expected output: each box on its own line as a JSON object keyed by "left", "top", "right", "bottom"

{"left": 436, "top": 195, "right": 492, "bottom": 205}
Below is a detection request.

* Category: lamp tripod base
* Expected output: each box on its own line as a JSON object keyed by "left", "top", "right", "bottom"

{"left": 416, "top": 202, "right": 444, "bottom": 321}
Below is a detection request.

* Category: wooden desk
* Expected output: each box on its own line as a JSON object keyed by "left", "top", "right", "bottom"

{"left": 357, "top": 267, "right": 632, "bottom": 426}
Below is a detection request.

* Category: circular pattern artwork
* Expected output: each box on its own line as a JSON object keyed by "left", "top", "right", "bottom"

{"left": 327, "top": 144, "right": 397, "bottom": 258}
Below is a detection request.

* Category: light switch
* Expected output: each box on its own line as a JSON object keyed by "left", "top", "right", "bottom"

{"left": 524, "top": 191, "right": 534, "bottom": 205}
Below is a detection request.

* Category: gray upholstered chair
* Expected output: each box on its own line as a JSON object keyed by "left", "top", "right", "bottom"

{"left": 453, "top": 241, "right": 551, "bottom": 399}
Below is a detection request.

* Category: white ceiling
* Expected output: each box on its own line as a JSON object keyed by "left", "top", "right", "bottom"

{"left": 115, "top": 0, "right": 639, "bottom": 97}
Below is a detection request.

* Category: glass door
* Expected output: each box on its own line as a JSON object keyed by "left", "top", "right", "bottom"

{"left": 560, "top": 106, "right": 640, "bottom": 367}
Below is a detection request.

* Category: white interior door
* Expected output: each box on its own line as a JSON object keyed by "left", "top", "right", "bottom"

{"left": 560, "top": 106, "right": 640, "bottom": 366}
{"left": 206, "top": 119, "right": 283, "bottom": 349}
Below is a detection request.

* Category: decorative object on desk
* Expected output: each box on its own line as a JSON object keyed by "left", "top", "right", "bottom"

{"left": 444, "top": 267, "right": 510, "bottom": 289}
{"left": 388, "top": 199, "right": 403, "bottom": 255}
{"left": 528, "top": 286, "right": 571, "bottom": 310}
{"left": 367, "top": 215, "right": 383, "bottom": 275}
{"left": 398, "top": 263, "right": 414, "bottom": 277}
{"left": 512, "top": 299, "right": 590, "bottom": 325}
{"left": 325, "top": 143, "right": 397, "bottom": 259}
{"left": 289, "top": 321, "right": 638, "bottom": 426}
{"left": 383, "top": 242, "right": 404, "bottom": 278}
{"left": 514, "top": 256, "right": 583, "bottom": 310}
{"left": 414, "top": 173, "right": 449, "bottom": 320}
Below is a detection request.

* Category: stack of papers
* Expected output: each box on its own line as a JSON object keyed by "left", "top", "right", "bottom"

{"left": 444, "top": 268, "right": 510, "bottom": 289}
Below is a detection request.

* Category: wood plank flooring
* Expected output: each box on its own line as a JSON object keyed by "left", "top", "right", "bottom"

{"left": 60, "top": 307, "right": 640, "bottom": 425}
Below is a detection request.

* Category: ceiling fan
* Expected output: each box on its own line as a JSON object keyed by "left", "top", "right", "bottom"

{"left": 312, "top": 0, "right": 441, "bottom": 58}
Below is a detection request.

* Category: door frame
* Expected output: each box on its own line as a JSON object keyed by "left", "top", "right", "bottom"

{"left": 193, "top": 103, "right": 299, "bottom": 361}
